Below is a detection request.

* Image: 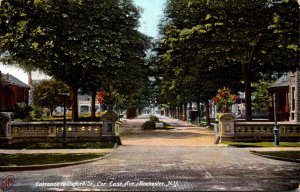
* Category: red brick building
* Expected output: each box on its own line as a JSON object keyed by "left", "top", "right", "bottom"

{"left": 268, "top": 71, "right": 300, "bottom": 122}
{"left": 0, "top": 71, "right": 30, "bottom": 111}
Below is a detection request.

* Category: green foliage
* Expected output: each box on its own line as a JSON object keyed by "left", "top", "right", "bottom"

{"left": 1, "top": 142, "right": 114, "bottom": 149}
{"left": 252, "top": 151, "right": 300, "bottom": 161}
{"left": 14, "top": 102, "right": 32, "bottom": 120}
{"left": 0, "top": 0, "right": 150, "bottom": 121}
{"left": 142, "top": 120, "right": 156, "bottom": 130}
{"left": 252, "top": 81, "right": 272, "bottom": 113}
{"left": 142, "top": 115, "right": 170, "bottom": 130}
{"left": 30, "top": 105, "right": 44, "bottom": 119}
{"left": 157, "top": 0, "right": 299, "bottom": 120}
{"left": 0, "top": 153, "right": 106, "bottom": 166}
{"left": 33, "top": 79, "right": 70, "bottom": 115}
{"left": 149, "top": 115, "right": 159, "bottom": 122}
{"left": 223, "top": 141, "right": 300, "bottom": 148}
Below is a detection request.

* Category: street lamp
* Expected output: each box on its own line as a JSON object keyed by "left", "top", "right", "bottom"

{"left": 273, "top": 93, "right": 279, "bottom": 146}
{"left": 59, "top": 93, "right": 69, "bottom": 148}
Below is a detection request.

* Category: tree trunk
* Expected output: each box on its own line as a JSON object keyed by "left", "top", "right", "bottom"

{"left": 243, "top": 62, "right": 252, "bottom": 121}
{"left": 188, "top": 102, "right": 192, "bottom": 110}
{"left": 179, "top": 104, "right": 183, "bottom": 120}
{"left": 183, "top": 103, "right": 187, "bottom": 121}
{"left": 172, "top": 105, "right": 176, "bottom": 118}
{"left": 197, "top": 101, "right": 201, "bottom": 124}
{"left": 134, "top": 108, "right": 137, "bottom": 118}
{"left": 205, "top": 100, "right": 210, "bottom": 126}
{"left": 71, "top": 86, "right": 79, "bottom": 121}
{"left": 91, "top": 91, "right": 96, "bottom": 121}
{"left": 172, "top": 106, "right": 175, "bottom": 118}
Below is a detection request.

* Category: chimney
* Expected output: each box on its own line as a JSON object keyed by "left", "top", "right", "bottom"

{"left": 28, "top": 71, "right": 32, "bottom": 85}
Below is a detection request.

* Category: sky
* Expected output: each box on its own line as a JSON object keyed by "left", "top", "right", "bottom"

{"left": 0, "top": 0, "right": 166, "bottom": 84}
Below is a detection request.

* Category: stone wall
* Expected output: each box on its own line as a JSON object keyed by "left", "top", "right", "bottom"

{"left": 232, "top": 122, "right": 300, "bottom": 142}
{"left": 217, "top": 113, "right": 300, "bottom": 142}
{"left": 297, "top": 71, "right": 300, "bottom": 122}
{"left": 4, "top": 122, "right": 103, "bottom": 144}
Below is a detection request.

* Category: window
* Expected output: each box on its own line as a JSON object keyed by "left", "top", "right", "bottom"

{"left": 80, "top": 105, "right": 89, "bottom": 113}
{"left": 291, "top": 87, "right": 295, "bottom": 111}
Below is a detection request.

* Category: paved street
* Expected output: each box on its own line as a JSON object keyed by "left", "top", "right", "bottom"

{"left": 0, "top": 115, "right": 299, "bottom": 191}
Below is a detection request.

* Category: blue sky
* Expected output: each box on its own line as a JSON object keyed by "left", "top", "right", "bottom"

{"left": 134, "top": 0, "right": 166, "bottom": 38}
{"left": 0, "top": 0, "right": 166, "bottom": 84}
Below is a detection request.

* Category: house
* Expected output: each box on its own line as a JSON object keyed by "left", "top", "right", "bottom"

{"left": 28, "top": 71, "right": 101, "bottom": 114}
{"left": 0, "top": 71, "right": 30, "bottom": 111}
{"left": 78, "top": 94, "right": 101, "bottom": 114}
{"left": 268, "top": 71, "right": 300, "bottom": 122}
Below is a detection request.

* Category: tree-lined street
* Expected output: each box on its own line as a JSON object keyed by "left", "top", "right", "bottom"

{"left": 0, "top": 115, "right": 299, "bottom": 191}
{"left": 1, "top": 0, "right": 299, "bottom": 191}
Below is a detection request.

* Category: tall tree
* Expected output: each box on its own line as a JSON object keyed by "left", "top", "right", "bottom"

{"left": 155, "top": 0, "right": 241, "bottom": 125}
{"left": 32, "top": 79, "right": 71, "bottom": 116}
{"left": 0, "top": 0, "right": 150, "bottom": 121}
{"left": 157, "top": 0, "right": 299, "bottom": 121}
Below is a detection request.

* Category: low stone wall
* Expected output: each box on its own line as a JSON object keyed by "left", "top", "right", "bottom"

{"left": 217, "top": 113, "right": 300, "bottom": 142}
{"left": 8, "top": 122, "right": 103, "bottom": 144}
{"left": 232, "top": 122, "right": 300, "bottom": 142}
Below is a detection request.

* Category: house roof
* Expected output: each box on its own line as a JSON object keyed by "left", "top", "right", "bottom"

{"left": 268, "top": 75, "right": 290, "bottom": 89}
{"left": 0, "top": 72, "right": 30, "bottom": 89}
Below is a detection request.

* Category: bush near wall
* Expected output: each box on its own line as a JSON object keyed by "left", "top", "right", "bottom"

{"left": 142, "top": 120, "right": 156, "bottom": 130}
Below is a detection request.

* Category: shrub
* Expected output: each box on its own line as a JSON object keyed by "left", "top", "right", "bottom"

{"left": 14, "top": 102, "right": 32, "bottom": 120}
{"left": 149, "top": 115, "right": 159, "bottom": 122}
{"left": 142, "top": 120, "right": 156, "bottom": 130}
{"left": 30, "top": 105, "right": 44, "bottom": 119}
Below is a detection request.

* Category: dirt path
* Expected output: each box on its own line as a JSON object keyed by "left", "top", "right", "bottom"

{"left": 119, "top": 114, "right": 217, "bottom": 146}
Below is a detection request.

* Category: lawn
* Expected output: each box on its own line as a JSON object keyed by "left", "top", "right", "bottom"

{"left": 223, "top": 141, "right": 300, "bottom": 148}
{"left": 0, "top": 142, "right": 115, "bottom": 149}
{"left": 251, "top": 151, "right": 300, "bottom": 161}
{"left": 0, "top": 153, "right": 106, "bottom": 166}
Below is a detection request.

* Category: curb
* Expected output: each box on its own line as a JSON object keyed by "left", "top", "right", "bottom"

{"left": 250, "top": 151, "right": 300, "bottom": 163}
{"left": 0, "top": 154, "right": 111, "bottom": 172}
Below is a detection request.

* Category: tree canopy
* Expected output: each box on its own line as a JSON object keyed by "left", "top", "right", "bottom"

{"left": 32, "top": 79, "right": 71, "bottom": 116}
{"left": 155, "top": 0, "right": 299, "bottom": 120}
{"left": 1, "top": 0, "right": 150, "bottom": 120}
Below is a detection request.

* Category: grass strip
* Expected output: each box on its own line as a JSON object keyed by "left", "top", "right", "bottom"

{"left": 223, "top": 141, "right": 300, "bottom": 148}
{"left": 0, "top": 153, "right": 106, "bottom": 166}
{"left": 1, "top": 142, "right": 115, "bottom": 149}
{"left": 252, "top": 151, "right": 300, "bottom": 161}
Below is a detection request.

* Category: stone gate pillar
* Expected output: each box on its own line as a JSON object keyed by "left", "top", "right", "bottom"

{"left": 218, "top": 113, "right": 236, "bottom": 142}
{"left": 0, "top": 112, "right": 12, "bottom": 146}
{"left": 0, "top": 113, "right": 12, "bottom": 137}
{"left": 100, "top": 111, "right": 122, "bottom": 145}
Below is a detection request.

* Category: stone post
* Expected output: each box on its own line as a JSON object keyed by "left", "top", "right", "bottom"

{"left": 0, "top": 113, "right": 12, "bottom": 137}
{"left": 0, "top": 113, "right": 12, "bottom": 146}
{"left": 217, "top": 113, "right": 236, "bottom": 142}
{"left": 100, "top": 111, "right": 122, "bottom": 145}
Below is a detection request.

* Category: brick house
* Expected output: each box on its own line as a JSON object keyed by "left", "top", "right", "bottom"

{"left": 0, "top": 71, "right": 30, "bottom": 111}
{"left": 268, "top": 71, "right": 300, "bottom": 122}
